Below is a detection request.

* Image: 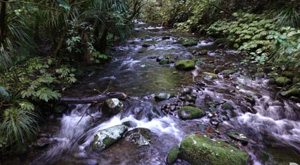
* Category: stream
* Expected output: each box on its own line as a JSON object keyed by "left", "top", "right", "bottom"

{"left": 8, "top": 22, "right": 300, "bottom": 165}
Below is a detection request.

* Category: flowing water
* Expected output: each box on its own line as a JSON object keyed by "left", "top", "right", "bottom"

{"left": 7, "top": 22, "right": 300, "bottom": 165}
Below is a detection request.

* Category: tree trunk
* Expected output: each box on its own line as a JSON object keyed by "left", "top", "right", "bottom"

{"left": 0, "top": 0, "right": 8, "bottom": 44}
{"left": 60, "top": 92, "right": 127, "bottom": 104}
{"left": 99, "top": 27, "right": 108, "bottom": 53}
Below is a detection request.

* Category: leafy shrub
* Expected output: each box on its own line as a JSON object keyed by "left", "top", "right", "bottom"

{"left": 0, "top": 57, "right": 76, "bottom": 149}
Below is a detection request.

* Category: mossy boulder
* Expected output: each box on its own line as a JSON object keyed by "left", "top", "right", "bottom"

{"left": 167, "top": 145, "right": 180, "bottom": 164}
{"left": 280, "top": 88, "right": 300, "bottom": 97}
{"left": 179, "top": 134, "right": 248, "bottom": 165}
{"left": 275, "top": 77, "right": 291, "bottom": 86}
{"left": 203, "top": 72, "right": 218, "bottom": 79}
{"left": 177, "top": 38, "right": 198, "bottom": 46}
{"left": 221, "top": 69, "right": 235, "bottom": 76}
{"left": 178, "top": 106, "right": 205, "bottom": 120}
{"left": 175, "top": 60, "right": 195, "bottom": 70}
{"left": 91, "top": 125, "right": 128, "bottom": 151}
{"left": 227, "top": 131, "right": 248, "bottom": 145}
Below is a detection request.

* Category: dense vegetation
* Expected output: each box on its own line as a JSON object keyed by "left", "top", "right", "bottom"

{"left": 142, "top": 0, "right": 300, "bottom": 90}
{"left": 1, "top": 0, "right": 300, "bottom": 157}
{"left": 0, "top": 0, "right": 141, "bottom": 153}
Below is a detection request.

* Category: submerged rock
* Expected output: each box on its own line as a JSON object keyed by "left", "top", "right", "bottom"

{"left": 167, "top": 145, "right": 179, "bottom": 164}
{"left": 227, "top": 131, "right": 248, "bottom": 145}
{"left": 178, "top": 106, "right": 205, "bottom": 120}
{"left": 275, "top": 77, "right": 291, "bottom": 86}
{"left": 175, "top": 60, "right": 195, "bottom": 70}
{"left": 179, "top": 134, "right": 248, "bottom": 165}
{"left": 103, "top": 98, "right": 123, "bottom": 115}
{"left": 159, "top": 58, "right": 170, "bottom": 65}
{"left": 91, "top": 125, "right": 128, "bottom": 151}
{"left": 124, "top": 128, "right": 151, "bottom": 147}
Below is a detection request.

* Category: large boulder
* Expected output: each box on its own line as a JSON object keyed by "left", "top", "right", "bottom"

{"left": 175, "top": 60, "right": 195, "bottom": 71}
{"left": 178, "top": 106, "right": 205, "bottom": 120}
{"left": 102, "top": 98, "right": 123, "bottom": 115}
{"left": 91, "top": 124, "right": 128, "bottom": 151}
{"left": 179, "top": 134, "right": 248, "bottom": 165}
{"left": 182, "top": 39, "right": 198, "bottom": 47}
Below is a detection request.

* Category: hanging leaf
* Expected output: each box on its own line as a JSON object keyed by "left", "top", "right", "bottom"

{"left": 56, "top": 0, "right": 70, "bottom": 11}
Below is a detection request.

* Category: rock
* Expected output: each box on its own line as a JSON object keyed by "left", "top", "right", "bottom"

{"left": 159, "top": 58, "right": 170, "bottom": 65}
{"left": 33, "top": 137, "right": 56, "bottom": 148}
{"left": 54, "top": 104, "right": 68, "bottom": 114}
{"left": 206, "top": 64, "right": 215, "bottom": 69}
{"left": 198, "top": 49, "right": 208, "bottom": 55}
{"left": 142, "top": 44, "right": 150, "bottom": 48}
{"left": 280, "top": 88, "right": 300, "bottom": 97}
{"left": 178, "top": 106, "right": 205, "bottom": 120}
{"left": 122, "top": 121, "right": 138, "bottom": 128}
{"left": 91, "top": 125, "right": 128, "bottom": 151}
{"left": 103, "top": 98, "right": 123, "bottom": 115}
{"left": 203, "top": 72, "right": 218, "bottom": 79}
{"left": 167, "top": 145, "right": 179, "bottom": 164}
{"left": 282, "top": 71, "right": 294, "bottom": 78}
{"left": 221, "top": 102, "right": 234, "bottom": 110}
{"left": 182, "top": 87, "right": 193, "bottom": 94}
{"left": 162, "top": 36, "right": 170, "bottom": 40}
{"left": 182, "top": 39, "right": 198, "bottom": 46}
{"left": 175, "top": 60, "right": 195, "bottom": 71}
{"left": 179, "top": 134, "right": 248, "bottom": 165}
{"left": 275, "top": 77, "right": 291, "bottom": 86}
{"left": 210, "top": 118, "right": 220, "bottom": 126}
{"left": 155, "top": 93, "right": 171, "bottom": 101}
{"left": 254, "top": 72, "right": 264, "bottom": 78}
{"left": 198, "top": 124, "right": 206, "bottom": 131}
{"left": 221, "top": 69, "right": 235, "bottom": 76}
{"left": 124, "top": 128, "right": 151, "bottom": 146}
{"left": 227, "top": 131, "right": 248, "bottom": 145}
{"left": 156, "top": 56, "right": 164, "bottom": 62}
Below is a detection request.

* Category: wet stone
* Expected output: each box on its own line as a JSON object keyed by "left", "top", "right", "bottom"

{"left": 124, "top": 128, "right": 152, "bottom": 147}
{"left": 103, "top": 98, "right": 124, "bottom": 115}
{"left": 198, "top": 124, "right": 207, "bottom": 131}
{"left": 178, "top": 106, "right": 205, "bottom": 120}
{"left": 167, "top": 145, "right": 179, "bottom": 164}
{"left": 155, "top": 93, "right": 172, "bottom": 101}
{"left": 221, "top": 102, "right": 234, "bottom": 111}
{"left": 227, "top": 131, "right": 248, "bottom": 145}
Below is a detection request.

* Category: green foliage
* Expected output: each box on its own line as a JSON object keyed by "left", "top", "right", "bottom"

{"left": 91, "top": 52, "right": 111, "bottom": 64}
{"left": 0, "top": 57, "right": 76, "bottom": 148}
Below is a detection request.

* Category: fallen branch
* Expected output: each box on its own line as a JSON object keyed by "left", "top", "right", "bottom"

{"left": 60, "top": 92, "right": 127, "bottom": 104}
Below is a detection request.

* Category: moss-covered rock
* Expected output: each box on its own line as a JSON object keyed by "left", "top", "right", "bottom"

{"left": 227, "top": 131, "right": 248, "bottom": 145}
{"left": 275, "top": 77, "right": 291, "bottom": 86}
{"left": 175, "top": 60, "right": 195, "bottom": 70}
{"left": 221, "top": 69, "right": 235, "bottom": 76}
{"left": 182, "top": 39, "right": 198, "bottom": 46}
{"left": 178, "top": 106, "right": 205, "bottom": 120}
{"left": 203, "top": 72, "right": 218, "bottom": 79}
{"left": 280, "top": 88, "right": 300, "bottom": 97}
{"left": 124, "top": 128, "right": 151, "bottom": 146}
{"left": 221, "top": 102, "right": 234, "bottom": 110}
{"left": 103, "top": 98, "right": 124, "bottom": 115}
{"left": 254, "top": 72, "right": 264, "bottom": 78}
{"left": 282, "top": 71, "right": 294, "bottom": 78}
{"left": 91, "top": 125, "right": 128, "bottom": 151}
{"left": 159, "top": 58, "right": 170, "bottom": 65}
{"left": 179, "top": 134, "right": 248, "bottom": 165}
{"left": 167, "top": 145, "right": 179, "bottom": 164}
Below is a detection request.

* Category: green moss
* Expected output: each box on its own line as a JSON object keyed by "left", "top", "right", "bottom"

{"left": 280, "top": 88, "right": 300, "bottom": 97}
{"left": 159, "top": 58, "right": 170, "bottom": 65}
{"left": 203, "top": 72, "right": 218, "bottom": 79}
{"left": 182, "top": 39, "right": 198, "bottom": 46}
{"left": 179, "top": 134, "right": 248, "bottom": 165}
{"left": 178, "top": 106, "right": 205, "bottom": 120}
{"left": 167, "top": 145, "right": 179, "bottom": 164}
{"left": 175, "top": 60, "right": 195, "bottom": 70}
{"left": 275, "top": 77, "right": 291, "bottom": 86}
{"left": 221, "top": 103, "right": 234, "bottom": 110}
{"left": 282, "top": 71, "right": 294, "bottom": 78}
